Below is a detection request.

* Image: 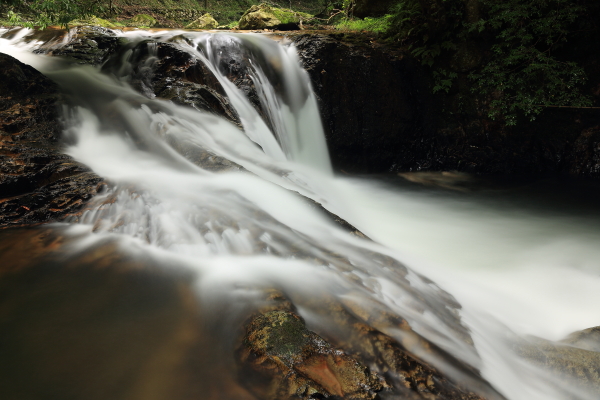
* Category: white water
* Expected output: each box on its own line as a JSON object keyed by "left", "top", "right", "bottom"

{"left": 2, "top": 27, "right": 600, "bottom": 400}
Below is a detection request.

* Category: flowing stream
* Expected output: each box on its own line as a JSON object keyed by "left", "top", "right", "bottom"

{"left": 1, "top": 27, "right": 600, "bottom": 400}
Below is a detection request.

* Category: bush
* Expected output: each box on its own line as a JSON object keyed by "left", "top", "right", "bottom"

{"left": 377, "top": 0, "right": 595, "bottom": 124}
{"left": 5, "top": 0, "right": 108, "bottom": 28}
{"left": 335, "top": 15, "right": 393, "bottom": 33}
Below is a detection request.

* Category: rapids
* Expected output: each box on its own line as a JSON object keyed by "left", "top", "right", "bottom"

{"left": 1, "top": 27, "right": 600, "bottom": 400}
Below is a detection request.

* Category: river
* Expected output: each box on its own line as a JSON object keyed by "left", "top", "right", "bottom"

{"left": 1, "top": 27, "right": 600, "bottom": 400}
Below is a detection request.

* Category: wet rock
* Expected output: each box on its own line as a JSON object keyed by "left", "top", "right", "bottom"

{"left": 239, "top": 291, "right": 498, "bottom": 400}
{"left": 102, "top": 39, "right": 240, "bottom": 125}
{"left": 192, "top": 34, "right": 275, "bottom": 132}
{"left": 39, "top": 26, "right": 123, "bottom": 66}
{"left": 292, "top": 33, "right": 432, "bottom": 173}
{"left": 397, "top": 171, "right": 480, "bottom": 191}
{"left": 292, "top": 33, "right": 600, "bottom": 177}
{"left": 186, "top": 13, "right": 219, "bottom": 29}
{"left": 0, "top": 226, "right": 213, "bottom": 400}
{"left": 0, "top": 53, "right": 104, "bottom": 228}
{"left": 515, "top": 335, "right": 600, "bottom": 395}
{"left": 562, "top": 326, "right": 600, "bottom": 353}
{"left": 238, "top": 309, "right": 384, "bottom": 399}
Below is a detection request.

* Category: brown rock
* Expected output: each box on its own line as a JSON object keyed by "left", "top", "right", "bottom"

{"left": 0, "top": 53, "right": 104, "bottom": 228}
{"left": 238, "top": 309, "right": 383, "bottom": 399}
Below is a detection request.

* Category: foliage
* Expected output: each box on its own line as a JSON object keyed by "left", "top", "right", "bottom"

{"left": 432, "top": 68, "right": 457, "bottom": 93}
{"left": 2, "top": 0, "right": 106, "bottom": 28}
{"left": 335, "top": 14, "right": 393, "bottom": 33}
{"left": 377, "top": 0, "right": 594, "bottom": 124}
{"left": 468, "top": 0, "right": 592, "bottom": 124}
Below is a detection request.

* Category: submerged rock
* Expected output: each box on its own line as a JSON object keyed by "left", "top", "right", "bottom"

{"left": 239, "top": 309, "right": 383, "bottom": 399}
{"left": 515, "top": 333, "right": 600, "bottom": 395}
{"left": 562, "top": 326, "right": 600, "bottom": 352}
{"left": 186, "top": 13, "right": 219, "bottom": 29}
{"left": 238, "top": 292, "right": 498, "bottom": 400}
{"left": 0, "top": 53, "right": 104, "bottom": 228}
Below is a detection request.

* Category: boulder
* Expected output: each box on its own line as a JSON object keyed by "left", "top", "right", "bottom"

{"left": 186, "top": 13, "right": 219, "bottom": 29}
{"left": 128, "top": 13, "right": 157, "bottom": 28}
{"left": 238, "top": 309, "right": 383, "bottom": 399}
{"left": 562, "top": 326, "right": 600, "bottom": 353}
{"left": 515, "top": 334, "right": 600, "bottom": 395}
{"left": 67, "top": 15, "right": 119, "bottom": 28}
{"left": 39, "top": 26, "right": 123, "bottom": 66}
{"left": 238, "top": 4, "right": 311, "bottom": 30}
{"left": 238, "top": 290, "right": 499, "bottom": 400}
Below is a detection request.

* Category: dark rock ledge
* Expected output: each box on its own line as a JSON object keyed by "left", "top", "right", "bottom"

{"left": 0, "top": 52, "right": 104, "bottom": 228}
{"left": 291, "top": 33, "right": 600, "bottom": 177}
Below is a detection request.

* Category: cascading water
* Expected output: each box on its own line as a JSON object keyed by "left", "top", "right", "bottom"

{"left": 1, "top": 27, "right": 600, "bottom": 400}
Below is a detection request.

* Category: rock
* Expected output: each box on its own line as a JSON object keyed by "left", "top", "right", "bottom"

{"left": 238, "top": 290, "right": 499, "bottom": 400}
{"left": 0, "top": 53, "right": 104, "bottom": 228}
{"left": 562, "top": 326, "right": 600, "bottom": 353}
{"left": 238, "top": 4, "right": 312, "bottom": 30}
{"left": 102, "top": 39, "right": 239, "bottom": 124}
{"left": 239, "top": 4, "right": 281, "bottom": 30}
{"left": 99, "top": 38, "right": 247, "bottom": 172}
{"left": 238, "top": 309, "right": 384, "bottom": 399}
{"left": 129, "top": 13, "right": 158, "bottom": 28}
{"left": 36, "top": 26, "right": 124, "bottom": 66}
{"left": 515, "top": 335, "right": 600, "bottom": 395}
{"left": 186, "top": 13, "right": 219, "bottom": 29}
{"left": 292, "top": 33, "right": 433, "bottom": 173}
{"left": 0, "top": 226, "right": 214, "bottom": 400}
{"left": 67, "top": 15, "right": 119, "bottom": 29}
{"left": 292, "top": 33, "right": 600, "bottom": 177}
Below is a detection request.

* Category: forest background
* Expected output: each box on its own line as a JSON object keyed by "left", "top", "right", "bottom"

{"left": 0, "top": 0, "right": 599, "bottom": 125}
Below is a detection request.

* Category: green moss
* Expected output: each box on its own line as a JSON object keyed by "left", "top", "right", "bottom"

{"left": 268, "top": 6, "right": 312, "bottom": 24}
{"left": 68, "top": 16, "right": 119, "bottom": 28}
{"left": 251, "top": 310, "right": 310, "bottom": 361}
{"left": 129, "top": 13, "right": 157, "bottom": 27}
{"left": 335, "top": 15, "right": 393, "bottom": 33}
{"left": 238, "top": 3, "right": 313, "bottom": 29}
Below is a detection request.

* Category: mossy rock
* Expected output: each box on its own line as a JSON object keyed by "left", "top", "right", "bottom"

{"left": 128, "top": 14, "right": 157, "bottom": 28}
{"left": 185, "top": 13, "right": 218, "bottom": 29}
{"left": 238, "top": 3, "right": 312, "bottom": 30}
{"left": 239, "top": 310, "right": 383, "bottom": 399}
{"left": 68, "top": 16, "right": 118, "bottom": 28}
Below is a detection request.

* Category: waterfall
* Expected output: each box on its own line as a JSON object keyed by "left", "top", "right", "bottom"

{"left": 1, "top": 27, "right": 600, "bottom": 400}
